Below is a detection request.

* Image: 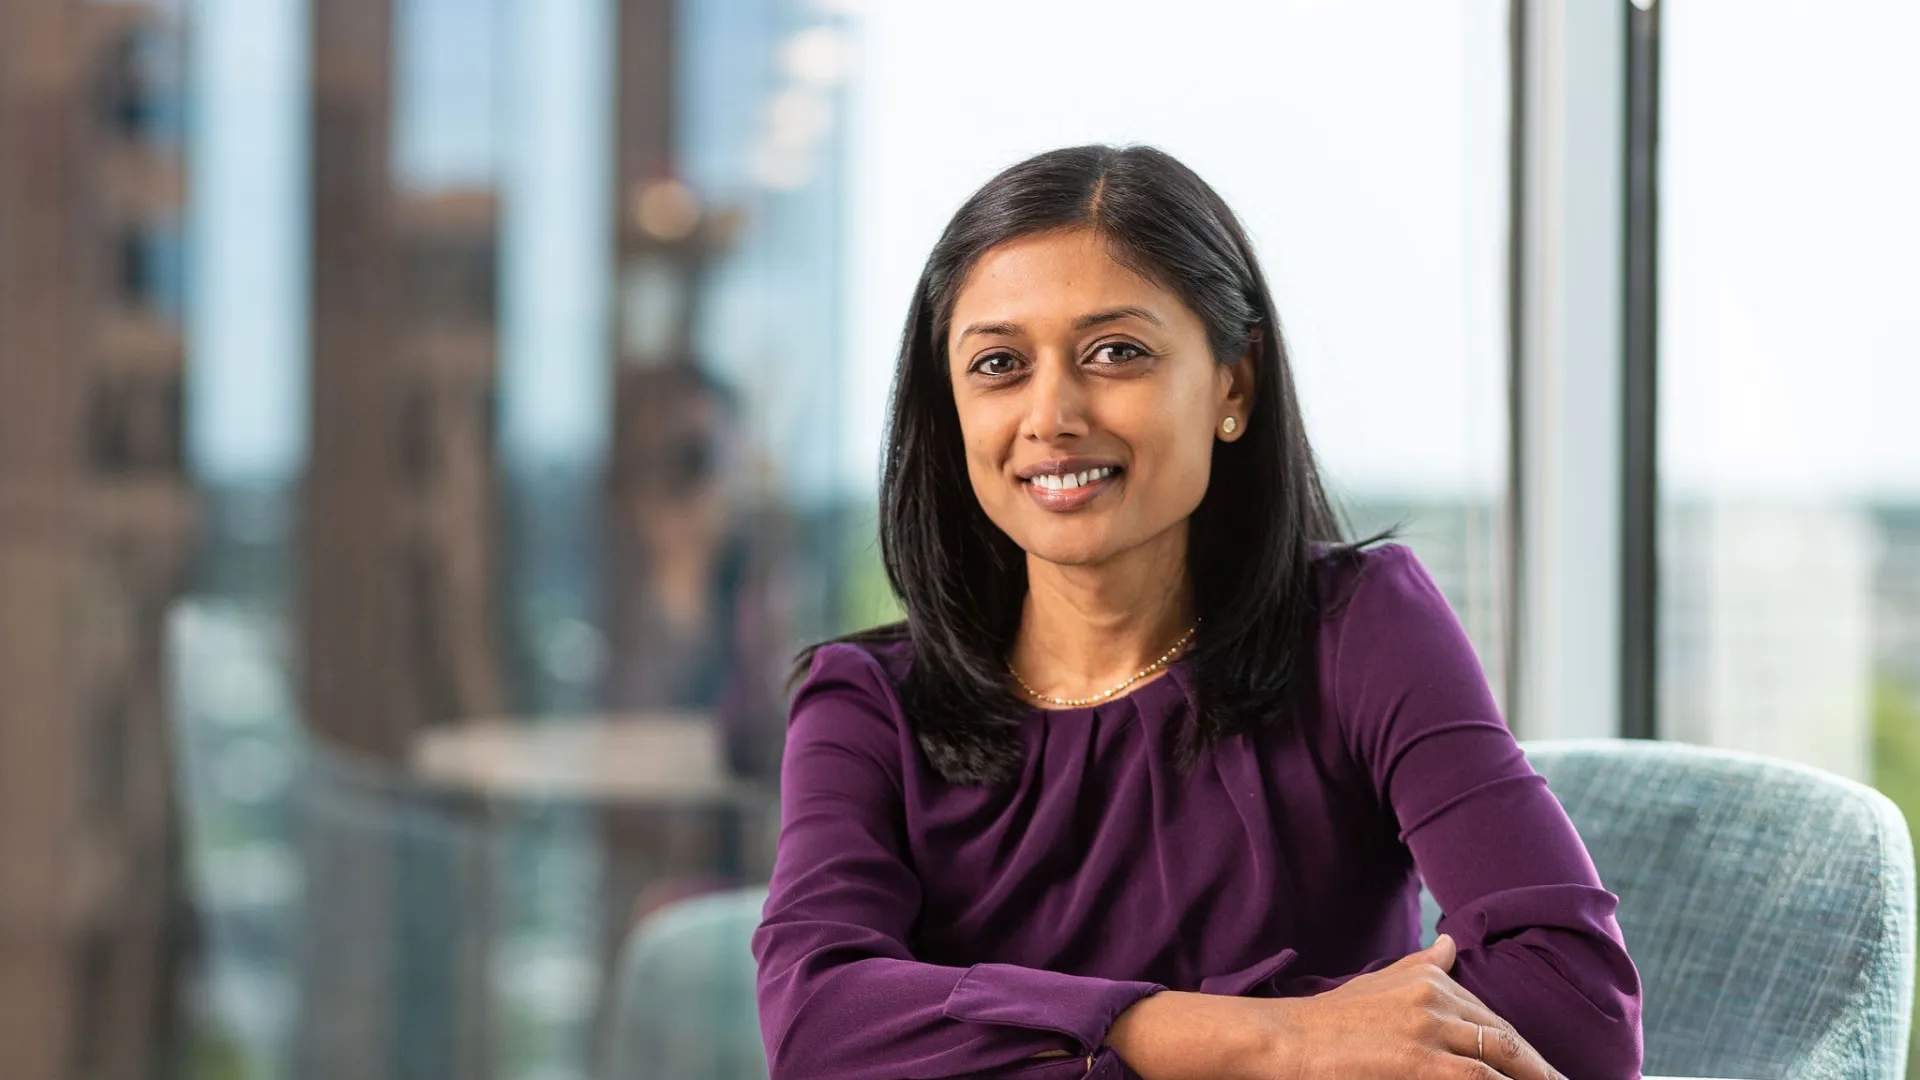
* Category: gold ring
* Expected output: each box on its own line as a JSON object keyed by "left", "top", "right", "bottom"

{"left": 1477, "top": 1025, "right": 1485, "bottom": 1062}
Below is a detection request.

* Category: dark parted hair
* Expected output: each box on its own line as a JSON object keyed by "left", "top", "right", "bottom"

{"left": 802, "top": 144, "right": 1395, "bottom": 785}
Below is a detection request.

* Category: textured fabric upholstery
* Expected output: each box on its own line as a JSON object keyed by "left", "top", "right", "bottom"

{"left": 1422, "top": 739, "right": 1915, "bottom": 1080}
{"left": 612, "top": 739, "right": 1916, "bottom": 1080}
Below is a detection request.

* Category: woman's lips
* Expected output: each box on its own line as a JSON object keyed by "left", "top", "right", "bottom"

{"left": 1023, "top": 470, "right": 1120, "bottom": 512}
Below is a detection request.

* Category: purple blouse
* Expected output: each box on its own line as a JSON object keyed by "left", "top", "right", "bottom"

{"left": 752, "top": 543, "right": 1643, "bottom": 1080}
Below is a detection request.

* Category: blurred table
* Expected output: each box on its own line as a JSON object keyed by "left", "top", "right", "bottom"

{"left": 410, "top": 711, "right": 772, "bottom": 808}
{"left": 409, "top": 711, "right": 780, "bottom": 1057}
{"left": 410, "top": 710, "right": 779, "bottom": 903}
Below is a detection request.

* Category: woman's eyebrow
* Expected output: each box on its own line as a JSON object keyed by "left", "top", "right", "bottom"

{"left": 956, "top": 319, "right": 1022, "bottom": 342}
{"left": 1072, "top": 306, "right": 1165, "bottom": 331}
{"left": 956, "top": 306, "right": 1165, "bottom": 343}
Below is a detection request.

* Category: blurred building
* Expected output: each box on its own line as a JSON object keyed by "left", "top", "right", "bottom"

{"left": 305, "top": 0, "right": 506, "bottom": 763}
{"left": 0, "top": 2, "right": 193, "bottom": 1078}
{"left": 1873, "top": 505, "right": 1920, "bottom": 696}
{"left": 296, "top": 3, "right": 507, "bottom": 1078}
{"left": 1661, "top": 501, "right": 1878, "bottom": 781}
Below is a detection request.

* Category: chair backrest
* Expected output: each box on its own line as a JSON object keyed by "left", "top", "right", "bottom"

{"left": 605, "top": 886, "right": 771, "bottom": 1080}
{"left": 1422, "top": 739, "right": 1915, "bottom": 1080}
{"left": 297, "top": 745, "right": 497, "bottom": 1080}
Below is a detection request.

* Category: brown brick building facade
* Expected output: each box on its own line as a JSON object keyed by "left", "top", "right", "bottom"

{"left": 0, "top": 2, "right": 191, "bottom": 1078}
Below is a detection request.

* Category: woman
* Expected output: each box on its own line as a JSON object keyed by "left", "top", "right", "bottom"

{"left": 752, "top": 145, "right": 1642, "bottom": 1080}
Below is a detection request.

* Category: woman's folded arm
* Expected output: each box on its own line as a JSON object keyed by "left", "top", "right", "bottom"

{"left": 1327, "top": 546, "right": 1644, "bottom": 1080}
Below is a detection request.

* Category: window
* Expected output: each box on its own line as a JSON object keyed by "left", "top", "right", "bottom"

{"left": 1657, "top": 1, "right": 1920, "bottom": 788}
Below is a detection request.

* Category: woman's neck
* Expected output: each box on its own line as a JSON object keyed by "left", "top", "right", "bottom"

{"left": 1009, "top": 528, "right": 1195, "bottom": 703}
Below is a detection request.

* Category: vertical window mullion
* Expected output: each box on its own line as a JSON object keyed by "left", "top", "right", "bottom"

{"left": 1620, "top": 0, "right": 1661, "bottom": 740}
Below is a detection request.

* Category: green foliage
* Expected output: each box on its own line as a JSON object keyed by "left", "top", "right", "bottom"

{"left": 177, "top": 1015, "right": 254, "bottom": 1080}
{"left": 1870, "top": 677, "right": 1920, "bottom": 1080}
{"left": 837, "top": 519, "right": 903, "bottom": 635}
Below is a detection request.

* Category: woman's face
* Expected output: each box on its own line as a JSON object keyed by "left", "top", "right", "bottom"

{"left": 945, "top": 227, "right": 1251, "bottom": 570}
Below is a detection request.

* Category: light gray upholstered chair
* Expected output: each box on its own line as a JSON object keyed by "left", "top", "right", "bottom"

{"left": 1420, "top": 739, "right": 1915, "bottom": 1080}
{"left": 609, "top": 739, "right": 1917, "bottom": 1080}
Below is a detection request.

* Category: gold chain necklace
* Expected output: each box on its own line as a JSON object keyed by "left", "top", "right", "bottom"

{"left": 1007, "top": 621, "right": 1199, "bottom": 708}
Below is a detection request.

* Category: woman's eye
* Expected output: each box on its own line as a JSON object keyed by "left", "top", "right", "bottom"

{"left": 972, "top": 353, "right": 1019, "bottom": 376}
{"left": 1092, "top": 341, "right": 1147, "bottom": 364}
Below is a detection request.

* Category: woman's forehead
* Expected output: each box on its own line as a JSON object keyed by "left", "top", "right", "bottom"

{"left": 948, "top": 233, "right": 1188, "bottom": 340}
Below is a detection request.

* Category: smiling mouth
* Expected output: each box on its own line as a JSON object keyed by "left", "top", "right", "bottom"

{"left": 1021, "top": 465, "right": 1123, "bottom": 511}
{"left": 1023, "top": 465, "right": 1120, "bottom": 492}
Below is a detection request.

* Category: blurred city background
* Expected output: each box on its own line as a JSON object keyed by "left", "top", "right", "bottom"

{"left": 0, "top": 0, "right": 1913, "bottom": 1077}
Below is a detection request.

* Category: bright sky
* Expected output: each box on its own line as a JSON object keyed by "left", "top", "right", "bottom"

{"left": 1659, "top": 0, "right": 1920, "bottom": 500}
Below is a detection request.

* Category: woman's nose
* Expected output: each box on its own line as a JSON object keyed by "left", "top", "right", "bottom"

{"left": 1022, "top": 354, "right": 1090, "bottom": 443}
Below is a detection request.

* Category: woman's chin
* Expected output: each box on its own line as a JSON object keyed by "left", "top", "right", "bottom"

{"left": 1020, "top": 527, "right": 1123, "bottom": 570}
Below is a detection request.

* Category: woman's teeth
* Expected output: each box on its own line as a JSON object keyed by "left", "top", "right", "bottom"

{"left": 1031, "top": 466, "right": 1116, "bottom": 491}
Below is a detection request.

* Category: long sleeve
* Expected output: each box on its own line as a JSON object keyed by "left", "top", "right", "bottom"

{"left": 751, "top": 644, "right": 1164, "bottom": 1080}
{"left": 1322, "top": 545, "right": 1644, "bottom": 1080}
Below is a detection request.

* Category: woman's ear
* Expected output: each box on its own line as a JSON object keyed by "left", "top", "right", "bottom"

{"left": 1217, "top": 331, "right": 1259, "bottom": 440}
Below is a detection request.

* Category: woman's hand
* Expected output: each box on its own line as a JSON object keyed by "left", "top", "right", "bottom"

{"left": 1254, "top": 935, "right": 1563, "bottom": 1080}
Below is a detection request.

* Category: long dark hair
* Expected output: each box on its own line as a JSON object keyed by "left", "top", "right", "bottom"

{"left": 803, "top": 144, "right": 1394, "bottom": 785}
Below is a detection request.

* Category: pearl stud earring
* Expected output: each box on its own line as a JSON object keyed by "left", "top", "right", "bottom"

{"left": 1221, "top": 417, "right": 1238, "bottom": 435}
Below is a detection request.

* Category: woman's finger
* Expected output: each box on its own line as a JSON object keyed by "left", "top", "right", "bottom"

{"left": 1438, "top": 1015, "right": 1559, "bottom": 1080}
{"left": 1432, "top": 1019, "right": 1520, "bottom": 1080}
